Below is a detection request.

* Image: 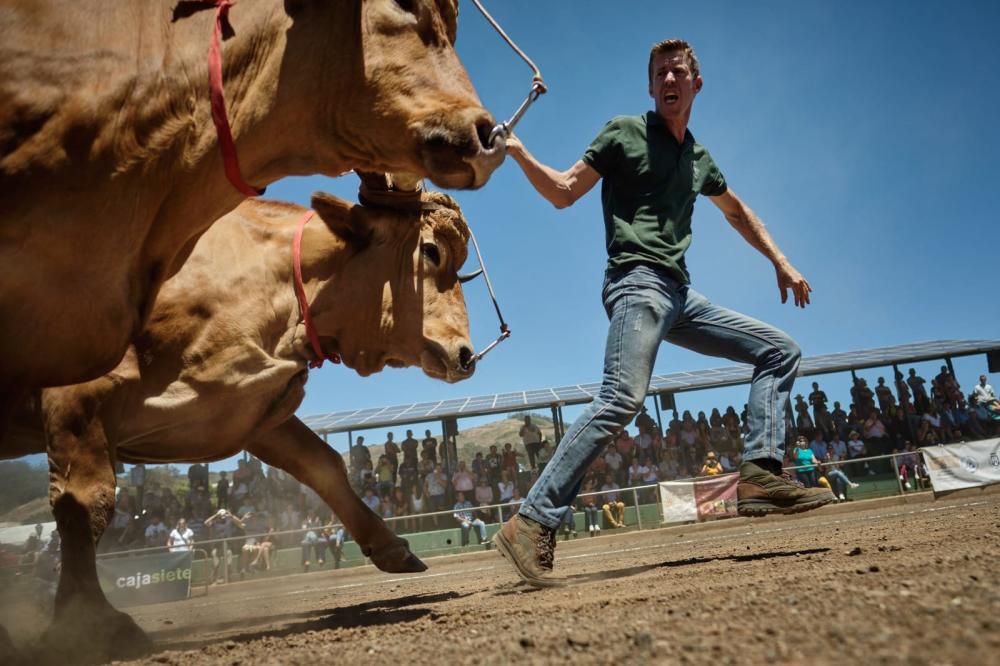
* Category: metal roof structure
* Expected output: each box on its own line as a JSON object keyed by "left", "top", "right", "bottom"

{"left": 301, "top": 339, "right": 1000, "bottom": 435}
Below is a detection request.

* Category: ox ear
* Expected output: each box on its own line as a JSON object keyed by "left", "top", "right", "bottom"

{"left": 310, "top": 192, "right": 373, "bottom": 247}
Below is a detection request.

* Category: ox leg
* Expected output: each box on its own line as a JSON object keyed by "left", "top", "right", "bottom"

{"left": 248, "top": 418, "right": 427, "bottom": 573}
{"left": 39, "top": 384, "right": 151, "bottom": 663}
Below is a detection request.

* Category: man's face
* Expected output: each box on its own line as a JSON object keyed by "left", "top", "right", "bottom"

{"left": 649, "top": 50, "right": 702, "bottom": 122}
{"left": 981, "top": 375, "right": 988, "bottom": 385}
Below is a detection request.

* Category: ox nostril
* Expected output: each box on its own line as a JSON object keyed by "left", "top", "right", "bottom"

{"left": 458, "top": 345, "right": 475, "bottom": 371}
{"left": 474, "top": 116, "right": 495, "bottom": 151}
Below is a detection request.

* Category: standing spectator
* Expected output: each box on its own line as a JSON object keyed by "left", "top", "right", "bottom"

{"left": 907, "top": 369, "right": 929, "bottom": 411}
{"left": 471, "top": 451, "right": 486, "bottom": 479}
{"left": 519, "top": 416, "right": 544, "bottom": 471}
{"left": 398, "top": 456, "right": 419, "bottom": 496}
{"left": 501, "top": 442, "right": 522, "bottom": 476}
{"left": 204, "top": 509, "right": 246, "bottom": 582}
{"left": 580, "top": 479, "right": 602, "bottom": 536}
{"left": 600, "top": 474, "right": 625, "bottom": 529}
{"left": 300, "top": 514, "right": 324, "bottom": 572}
{"left": 894, "top": 371, "right": 912, "bottom": 409}
{"left": 604, "top": 444, "right": 624, "bottom": 484}
{"left": 215, "top": 471, "right": 230, "bottom": 510}
{"left": 635, "top": 406, "right": 656, "bottom": 435}
{"left": 424, "top": 464, "right": 448, "bottom": 526}
{"left": 874, "top": 377, "right": 896, "bottom": 413}
{"left": 452, "top": 492, "right": 488, "bottom": 547}
{"left": 383, "top": 432, "right": 400, "bottom": 485}
{"left": 808, "top": 382, "right": 829, "bottom": 424}
{"left": 831, "top": 401, "right": 849, "bottom": 439}
{"left": 485, "top": 445, "right": 502, "bottom": 485}
{"left": 421, "top": 429, "right": 438, "bottom": 465}
{"left": 401, "top": 429, "right": 419, "bottom": 468}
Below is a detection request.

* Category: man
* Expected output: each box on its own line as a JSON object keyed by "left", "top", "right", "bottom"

{"left": 144, "top": 514, "right": 169, "bottom": 549}
{"left": 808, "top": 382, "right": 829, "bottom": 423}
{"left": 421, "top": 429, "right": 438, "bottom": 465}
{"left": 383, "top": 432, "right": 400, "bottom": 484}
{"left": 401, "top": 429, "right": 420, "bottom": 468}
{"left": 600, "top": 474, "right": 626, "bottom": 529}
{"left": 215, "top": 471, "right": 230, "bottom": 510}
{"left": 972, "top": 374, "right": 996, "bottom": 406}
{"left": 519, "top": 416, "right": 544, "bottom": 471}
{"left": 492, "top": 38, "right": 832, "bottom": 586}
{"left": 167, "top": 518, "right": 194, "bottom": 553}
{"left": 452, "top": 492, "right": 488, "bottom": 547}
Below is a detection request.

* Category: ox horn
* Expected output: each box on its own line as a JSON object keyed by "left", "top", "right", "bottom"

{"left": 458, "top": 268, "right": 483, "bottom": 284}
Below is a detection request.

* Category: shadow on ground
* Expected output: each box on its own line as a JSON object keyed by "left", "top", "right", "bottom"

{"left": 150, "top": 591, "right": 471, "bottom": 652}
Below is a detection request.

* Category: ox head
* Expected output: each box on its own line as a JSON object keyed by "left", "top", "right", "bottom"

{"left": 286, "top": 0, "right": 505, "bottom": 189}
{"left": 309, "top": 189, "right": 476, "bottom": 383}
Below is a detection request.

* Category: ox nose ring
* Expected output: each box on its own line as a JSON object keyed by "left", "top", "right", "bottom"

{"left": 458, "top": 346, "right": 476, "bottom": 372}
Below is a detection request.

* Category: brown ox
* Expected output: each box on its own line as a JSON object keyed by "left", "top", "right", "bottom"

{"left": 3, "top": 189, "right": 477, "bottom": 662}
{"left": 0, "top": 0, "right": 504, "bottom": 430}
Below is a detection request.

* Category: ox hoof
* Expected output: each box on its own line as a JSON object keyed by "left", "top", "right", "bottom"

{"left": 41, "top": 602, "right": 152, "bottom": 664}
{"left": 364, "top": 537, "right": 428, "bottom": 573}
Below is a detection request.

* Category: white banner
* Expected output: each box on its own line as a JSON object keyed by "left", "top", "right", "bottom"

{"left": 920, "top": 438, "right": 1000, "bottom": 493}
{"left": 659, "top": 474, "right": 738, "bottom": 524}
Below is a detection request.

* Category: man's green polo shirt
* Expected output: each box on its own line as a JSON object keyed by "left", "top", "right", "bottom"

{"left": 582, "top": 111, "right": 728, "bottom": 284}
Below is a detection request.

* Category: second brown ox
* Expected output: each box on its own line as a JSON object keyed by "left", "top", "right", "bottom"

{"left": 4, "top": 188, "right": 478, "bottom": 662}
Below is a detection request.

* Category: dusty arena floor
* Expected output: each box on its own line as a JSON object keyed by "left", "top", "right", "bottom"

{"left": 95, "top": 491, "right": 1000, "bottom": 665}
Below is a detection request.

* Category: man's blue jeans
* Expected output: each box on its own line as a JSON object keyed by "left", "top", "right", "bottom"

{"left": 519, "top": 264, "right": 801, "bottom": 530}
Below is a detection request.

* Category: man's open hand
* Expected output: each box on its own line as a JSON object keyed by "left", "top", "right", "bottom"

{"left": 775, "top": 262, "right": 811, "bottom": 308}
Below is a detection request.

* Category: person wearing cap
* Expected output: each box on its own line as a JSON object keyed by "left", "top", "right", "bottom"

{"left": 493, "top": 37, "right": 832, "bottom": 587}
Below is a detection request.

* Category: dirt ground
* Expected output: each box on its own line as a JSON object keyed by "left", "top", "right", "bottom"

{"left": 8, "top": 491, "right": 1000, "bottom": 665}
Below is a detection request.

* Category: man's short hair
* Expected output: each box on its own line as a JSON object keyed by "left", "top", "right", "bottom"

{"left": 648, "top": 38, "right": 700, "bottom": 83}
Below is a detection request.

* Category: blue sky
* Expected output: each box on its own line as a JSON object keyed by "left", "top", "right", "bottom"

{"left": 257, "top": 0, "right": 1000, "bottom": 452}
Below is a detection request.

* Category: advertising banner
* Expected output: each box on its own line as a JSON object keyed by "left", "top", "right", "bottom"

{"left": 921, "top": 438, "right": 1000, "bottom": 493}
{"left": 97, "top": 550, "right": 193, "bottom": 608}
{"left": 660, "top": 473, "right": 738, "bottom": 524}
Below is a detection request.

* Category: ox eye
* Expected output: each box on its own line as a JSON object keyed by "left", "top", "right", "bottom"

{"left": 395, "top": 0, "right": 417, "bottom": 15}
{"left": 421, "top": 242, "right": 441, "bottom": 266}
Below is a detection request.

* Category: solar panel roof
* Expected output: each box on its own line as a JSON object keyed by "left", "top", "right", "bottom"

{"left": 300, "top": 339, "right": 1000, "bottom": 435}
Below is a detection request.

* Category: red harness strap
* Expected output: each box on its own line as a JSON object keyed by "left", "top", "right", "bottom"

{"left": 293, "top": 210, "right": 341, "bottom": 369}
{"left": 205, "top": 0, "right": 264, "bottom": 197}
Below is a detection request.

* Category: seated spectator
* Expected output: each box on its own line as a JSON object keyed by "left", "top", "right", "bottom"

{"left": 820, "top": 449, "right": 859, "bottom": 502}
{"left": 244, "top": 527, "right": 276, "bottom": 573}
{"left": 580, "top": 479, "right": 601, "bottom": 535}
{"left": 536, "top": 439, "right": 554, "bottom": 471}
{"left": 846, "top": 430, "right": 873, "bottom": 475}
{"left": 615, "top": 429, "right": 635, "bottom": 462}
{"left": 424, "top": 464, "right": 448, "bottom": 527}
{"left": 144, "top": 514, "right": 168, "bottom": 549}
{"left": 452, "top": 491, "right": 489, "bottom": 549}
{"left": 604, "top": 444, "right": 624, "bottom": 484}
{"left": 497, "top": 469, "right": 515, "bottom": 504}
{"left": 391, "top": 487, "right": 409, "bottom": 532}
{"left": 474, "top": 474, "right": 494, "bottom": 507}
{"left": 917, "top": 404, "right": 947, "bottom": 443}
{"left": 408, "top": 484, "right": 426, "bottom": 532}
{"left": 504, "top": 485, "right": 524, "bottom": 521}
{"left": 560, "top": 503, "right": 578, "bottom": 541}
{"left": 375, "top": 455, "right": 395, "bottom": 497}
{"left": 626, "top": 457, "right": 644, "bottom": 486}
{"left": 699, "top": 451, "right": 724, "bottom": 476}
{"left": 600, "top": 473, "right": 625, "bottom": 529}
{"left": 361, "top": 487, "right": 381, "bottom": 514}
{"left": 451, "top": 460, "right": 476, "bottom": 498}
{"left": 792, "top": 436, "right": 820, "bottom": 488}
{"left": 323, "top": 515, "right": 347, "bottom": 569}
{"left": 166, "top": 518, "right": 194, "bottom": 553}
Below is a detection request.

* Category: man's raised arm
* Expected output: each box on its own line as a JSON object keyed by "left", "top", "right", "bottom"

{"left": 506, "top": 135, "right": 600, "bottom": 209}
